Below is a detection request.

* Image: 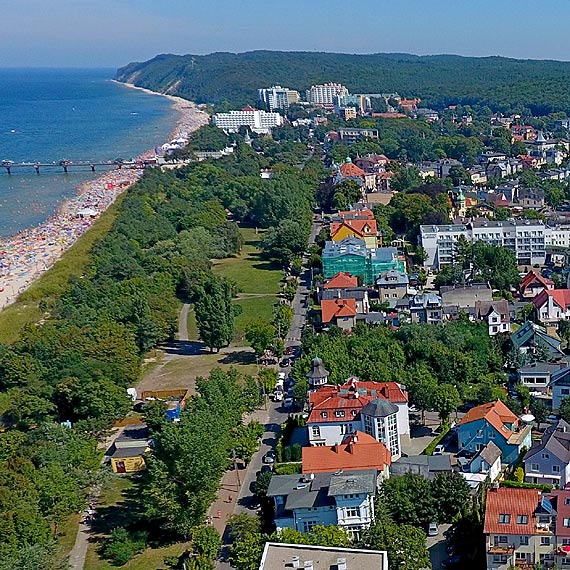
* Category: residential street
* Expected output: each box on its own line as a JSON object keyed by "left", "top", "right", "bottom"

{"left": 215, "top": 218, "right": 320, "bottom": 569}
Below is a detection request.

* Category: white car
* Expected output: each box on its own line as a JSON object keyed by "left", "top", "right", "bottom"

{"left": 428, "top": 522, "right": 439, "bottom": 536}
{"left": 433, "top": 444, "right": 445, "bottom": 455}
{"left": 278, "top": 372, "right": 286, "bottom": 380}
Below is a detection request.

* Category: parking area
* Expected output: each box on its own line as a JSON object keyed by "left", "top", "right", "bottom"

{"left": 426, "top": 524, "right": 451, "bottom": 570}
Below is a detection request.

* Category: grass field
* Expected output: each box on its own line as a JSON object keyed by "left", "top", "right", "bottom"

{"left": 0, "top": 197, "right": 123, "bottom": 345}
{"left": 84, "top": 476, "right": 189, "bottom": 570}
{"left": 212, "top": 227, "right": 283, "bottom": 342}
{"left": 211, "top": 227, "right": 282, "bottom": 295}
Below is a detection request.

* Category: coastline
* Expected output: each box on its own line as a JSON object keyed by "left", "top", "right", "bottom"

{"left": 0, "top": 82, "right": 209, "bottom": 310}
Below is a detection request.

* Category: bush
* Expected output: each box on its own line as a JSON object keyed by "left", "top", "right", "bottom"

{"left": 282, "top": 446, "right": 292, "bottom": 462}
{"left": 501, "top": 480, "right": 552, "bottom": 492}
{"left": 514, "top": 467, "right": 524, "bottom": 483}
{"left": 291, "top": 443, "right": 302, "bottom": 462}
{"left": 424, "top": 423, "right": 451, "bottom": 456}
{"left": 274, "top": 462, "right": 302, "bottom": 475}
{"left": 103, "top": 527, "right": 148, "bottom": 566}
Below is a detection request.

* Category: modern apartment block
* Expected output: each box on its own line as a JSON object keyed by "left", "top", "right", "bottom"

{"left": 306, "top": 83, "right": 349, "bottom": 108}
{"left": 258, "top": 86, "right": 300, "bottom": 111}
{"left": 484, "top": 486, "right": 570, "bottom": 570}
{"left": 420, "top": 220, "right": 547, "bottom": 270}
{"left": 212, "top": 106, "right": 283, "bottom": 134}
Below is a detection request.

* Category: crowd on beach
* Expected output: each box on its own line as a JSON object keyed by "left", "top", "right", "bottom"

{"left": 0, "top": 93, "right": 209, "bottom": 310}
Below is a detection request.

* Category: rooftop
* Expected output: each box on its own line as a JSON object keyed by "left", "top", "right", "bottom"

{"left": 321, "top": 298, "right": 357, "bottom": 323}
{"left": 457, "top": 400, "right": 518, "bottom": 440}
{"left": 259, "top": 542, "right": 388, "bottom": 570}
{"left": 302, "top": 432, "right": 391, "bottom": 474}
{"left": 323, "top": 272, "right": 358, "bottom": 289}
{"left": 484, "top": 487, "right": 540, "bottom": 535}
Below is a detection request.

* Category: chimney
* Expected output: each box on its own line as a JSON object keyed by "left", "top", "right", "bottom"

{"left": 353, "top": 433, "right": 358, "bottom": 443}
{"left": 304, "top": 561, "right": 314, "bottom": 570}
{"left": 337, "top": 558, "right": 347, "bottom": 570}
{"left": 292, "top": 557, "right": 300, "bottom": 568}
{"left": 347, "top": 443, "right": 354, "bottom": 454}
{"left": 333, "top": 444, "right": 338, "bottom": 453}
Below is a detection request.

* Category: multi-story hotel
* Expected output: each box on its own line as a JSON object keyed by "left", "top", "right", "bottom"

{"left": 258, "top": 85, "right": 300, "bottom": 111}
{"left": 306, "top": 83, "right": 349, "bottom": 108}
{"left": 420, "top": 220, "right": 547, "bottom": 269}
{"left": 212, "top": 106, "right": 283, "bottom": 134}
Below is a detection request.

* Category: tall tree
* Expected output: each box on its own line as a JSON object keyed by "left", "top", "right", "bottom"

{"left": 194, "top": 275, "right": 234, "bottom": 352}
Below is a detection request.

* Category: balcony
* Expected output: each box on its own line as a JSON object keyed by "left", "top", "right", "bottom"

{"left": 488, "top": 545, "right": 515, "bottom": 554}
{"left": 514, "top": 562, "right": 533, "bottom": 570}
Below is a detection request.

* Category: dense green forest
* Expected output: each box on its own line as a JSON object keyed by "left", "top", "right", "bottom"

{"left": 117, "top": 50, "right": 570, "bottom": 115}
{"left": 0, "top": 128, "right": 322, "bottom": 566}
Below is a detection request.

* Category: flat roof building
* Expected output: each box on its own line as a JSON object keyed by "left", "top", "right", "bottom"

{"left": 259, "top": 542, "right": 388, "bottom": 570}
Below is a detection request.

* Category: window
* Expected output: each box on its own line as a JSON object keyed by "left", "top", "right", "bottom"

{"left": 554, "top": 465, "right": 561, "bottom": 473}
{"left": 489, "top": 432, "right": 495, "bottom": 439}
{"left": 351, "top": 410, "right": 357, "bottom": 416}
{"left": 499, "top": 514, "right": 511, "bottom": 524}
{"left": 497, "top": 535, "right": 508, "bottom": 544}
{"left": 345, "top": 507, "right": 361, "bottom": 518}
{"left": 531, "top": 463, "right": 539, "bottom": 472}
{"left": 564, "top": 538, "right": 570, "bottom": 545}
{"left": 562, "top": 389, "right": 570, "bottom": 396}
{"left": 516, "top": 515, "right": 528, "bottom": 524}
{"left": 492, "top": 555, "right": 507, "bottom": 563}
{"left": 561, "top": 558, "right": 570, "bottom": 566}
{"left": 335, "top": 410, "right": 345, "bottom": 418}
{"left": 566, "top": 498, "right": 570, "bottom": 506}
{"left": 542, "top": 453, "right": 550, "bottom": 459}
{"left": 476, "top": 430, "right": 484, "bottom": 438}
{"left": 302, "top": 521, "right": 317, "bottom": 533}
{"left": 311, "top": 426, "right": 320, "bottom": 438}
{"left": 541, "top": 537, "right": 551, "bottom": 545}
{"left": 515, "top": 553, "right": 527, "bottom": 561}
{"left": 564, "top": 518, "right": 570, "bottom": 528}
{"left": 520, "top": 536, "right": 529, "bottom": 545}
{"left": 321, "top": 411, "right": 328, "bottom": 419}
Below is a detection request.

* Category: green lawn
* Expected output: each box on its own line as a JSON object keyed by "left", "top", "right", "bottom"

{"left": 212, "top": 227, "right": 282, "bottom": 295}
{"left": 212, "top": 227, "right": 283, "bottom": 342}
{"left": 0, "top": 196, "right": 124, "bottom": 345}
{"left": 233, "top": 296, "right": 276, "bottom": 342}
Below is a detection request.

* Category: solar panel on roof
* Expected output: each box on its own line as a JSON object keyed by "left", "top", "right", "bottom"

{"left": 542, "top": 496, "right": 554, "bottom": 513}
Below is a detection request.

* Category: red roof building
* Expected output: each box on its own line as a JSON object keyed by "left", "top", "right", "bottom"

{"left": 323, "top": 272, "right": 358, "bottom": 289}
{"left": 520, "top": 270, "right": 554, "bottom": 300}
{"left": 339, "top": 161, "right": 366, "bottom": 179}
{"left": 302, "top": 431, "right": 391, "bottom": 476}
{"left": 321, "top": 298, "right": 357, "bottom": 325}
{"left": 533, "top": 289, "right": 570, "bottom": 323}
{"left": 457, "top": 400, "right": 518, "bottom": 440}
{"left": 483, "top": 487, "right": 539, "bottom": 535}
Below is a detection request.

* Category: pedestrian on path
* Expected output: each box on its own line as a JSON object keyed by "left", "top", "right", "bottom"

{"left": 217, "top": 510, "right": 222, "bottom": 518}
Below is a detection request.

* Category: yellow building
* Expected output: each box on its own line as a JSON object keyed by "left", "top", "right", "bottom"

{"left": 111, "top": 446, "right": 148, "bottom": 474}
{"left": 330, "top": 219, "right": 378, "bottom": 249}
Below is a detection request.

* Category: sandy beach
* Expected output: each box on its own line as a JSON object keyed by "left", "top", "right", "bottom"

{"left": 0, "top": 83, "right": 209, "bottom": 310}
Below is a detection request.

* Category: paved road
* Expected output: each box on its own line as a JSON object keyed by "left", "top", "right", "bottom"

{"left": 216, "top": 220, "right": 320, "bottom": 569}
{"left": 178, "top": 302, "right": 190, "bottom": 341}
{"left": 426, "top": 524, "right": 451, "bottom": 570}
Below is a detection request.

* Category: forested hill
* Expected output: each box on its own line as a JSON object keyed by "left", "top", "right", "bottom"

{"left": 116, "top": 50, "right": 570, "bottom": 115}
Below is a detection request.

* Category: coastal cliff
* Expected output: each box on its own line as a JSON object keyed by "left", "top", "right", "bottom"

{"left": 116, "top": 50, "right": 570, "bottom": 114}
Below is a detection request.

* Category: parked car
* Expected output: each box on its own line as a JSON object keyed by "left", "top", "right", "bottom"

{"left": 433, "top": 445, "right": 445, "bottom": 455}
{"left": 278, "top": 372, "right": 286, "bottom": 381}
{"left": 263, "top": 451, "right": 276, "bottom": 464}
{"left": 273, "top": 390, "right": 284, "bottom": 402}
{"left": 260, "top": 465, "right": 272, "bottom": 474}
{"left": 281, "top": 358, "right": 291, "bottom": 367}
{"left": 283, "top": 397, "right": 294, "bottom": 409}
{"left": 428, "top": 522, "right": 439, "bottom": 536}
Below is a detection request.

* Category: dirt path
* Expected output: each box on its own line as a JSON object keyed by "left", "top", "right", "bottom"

{"left": 178, "top": 303, "right": 190, "bottom": 341}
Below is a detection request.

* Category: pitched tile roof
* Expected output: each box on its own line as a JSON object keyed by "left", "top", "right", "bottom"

{"left": 534, "top": 288, "right": 570, "bottom": 311}
{"left": 330, "top": 219, "right": 378, "bottom": 239}
{"left": 339, "top": 162, "right": 366, "bottom": 179}
{"left": 483, "top": 487, "right": 539, "bottom": 534}
{"left": 302, "top": 431, "right": 391, "bottom": 474}
{"left": 321, "top": 298, "right": 357, "bottom": 323}
{"left": 323, "top": 272, "right": 358, "bottom": 289}
{"left": 457, "top": 400, "right": 517, "bottom": 440}
{"left": 308, "top": 378, "right": 408, "bottom": 424}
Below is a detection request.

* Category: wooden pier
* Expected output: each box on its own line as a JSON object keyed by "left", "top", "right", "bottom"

{"left": 0, "top": 159, "right": 151, "bottom": 174}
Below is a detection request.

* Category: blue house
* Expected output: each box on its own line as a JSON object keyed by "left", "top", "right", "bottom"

{"left": 456, "top": 400, "right": 532, "bottom": 465}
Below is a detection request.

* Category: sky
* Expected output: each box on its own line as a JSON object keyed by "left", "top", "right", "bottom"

{"left": 2, "top": 0, "right": 570, "bottom": 68}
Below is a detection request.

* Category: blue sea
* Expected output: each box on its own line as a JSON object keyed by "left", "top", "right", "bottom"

{"left": 0, "top": 68, "right": 178, "bottom": 237}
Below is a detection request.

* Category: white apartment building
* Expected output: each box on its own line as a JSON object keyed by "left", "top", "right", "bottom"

{"left": 258, "top": 85, "right": 300, "bottom": 111}
{"left": 306, "top": 83, "right": 349, "bottom": 108}
{"left": 546, "top": 224, "right": 570, "bottom": 248}
{"left": 420, "top": 220, "right": 547, "bottom": 270}
{"left": 212, "top": 106, "right": 283, "bottom": 134}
